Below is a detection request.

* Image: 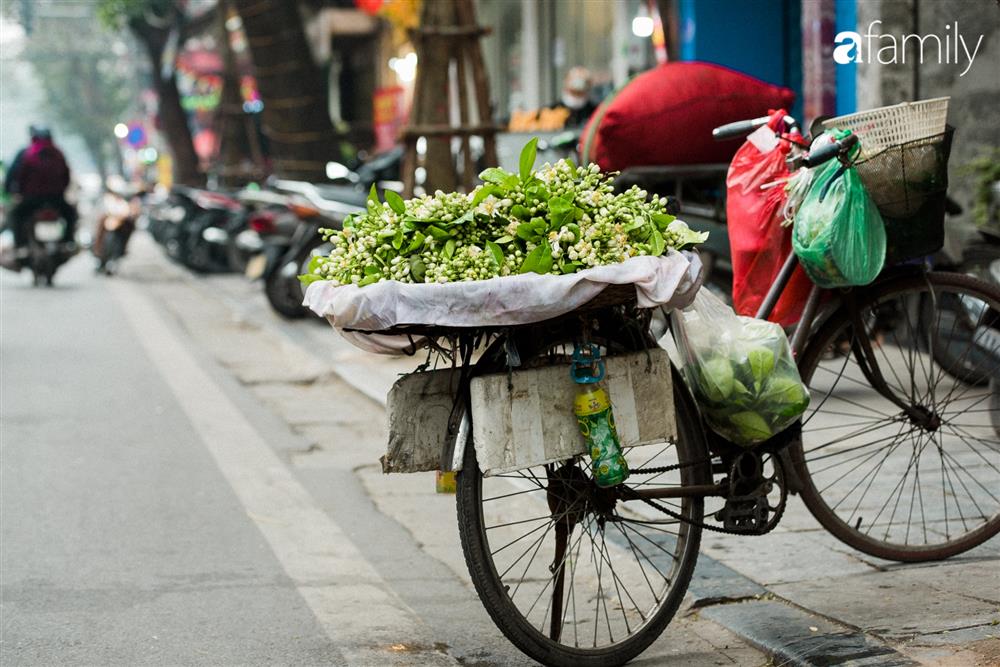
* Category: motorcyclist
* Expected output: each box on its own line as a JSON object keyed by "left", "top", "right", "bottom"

{"left": 4, "top": 125, "right": 78, "bottom": 255}
{"left": 92, "top": 177, "right": 140, "bottom": 273}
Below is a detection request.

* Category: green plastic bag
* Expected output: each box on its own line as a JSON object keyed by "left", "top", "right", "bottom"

{"left": 792, "top": 133, "right": 886, "bottom": 287}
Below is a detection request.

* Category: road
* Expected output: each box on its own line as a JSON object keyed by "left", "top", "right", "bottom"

{"left": 2, "top": 237, "right": 770, "bottom": 666}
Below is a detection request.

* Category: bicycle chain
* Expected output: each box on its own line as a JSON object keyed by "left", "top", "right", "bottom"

{"left": 625, "top": 459, "right": 769, "bottom": 536}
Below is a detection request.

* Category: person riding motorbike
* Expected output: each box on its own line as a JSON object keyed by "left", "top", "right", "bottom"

{"left": 92, "top": 179, "right": 141, "bottom": 273}
{"left": 3, "top": 125, "right": 78, "bottom": 259}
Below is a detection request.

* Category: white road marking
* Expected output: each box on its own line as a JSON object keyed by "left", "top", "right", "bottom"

{"left": 109, "top": 280, "right": 457, "bottom": 666}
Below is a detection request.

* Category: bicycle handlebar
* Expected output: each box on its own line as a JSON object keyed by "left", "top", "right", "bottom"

{"left": 712, "top": 116, "right": 771, "bottom": 141}
{"left": 801, "top": 133, "right": 859, "bottom": 168}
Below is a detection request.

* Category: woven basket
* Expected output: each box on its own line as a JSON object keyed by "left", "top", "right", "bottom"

{"left": 823, "top": 97, "right": 950, "bottom": 160}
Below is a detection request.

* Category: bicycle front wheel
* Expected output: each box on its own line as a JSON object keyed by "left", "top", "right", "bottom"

{"left": 793, "top": 271, "right": 1000, "bottom": 561}
{"left": 456, "top": 338, "right": 709, "bottom": 667}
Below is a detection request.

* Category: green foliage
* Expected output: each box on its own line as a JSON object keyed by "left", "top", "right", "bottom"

{"left": 960, "top": 148, "right": 1000, "bottom": 229}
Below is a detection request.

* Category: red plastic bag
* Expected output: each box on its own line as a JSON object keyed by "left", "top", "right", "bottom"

{"left": 726, "top": 110, "right": 812, "bottom": 327}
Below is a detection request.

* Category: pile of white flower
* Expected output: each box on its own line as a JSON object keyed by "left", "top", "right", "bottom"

{"left": 303, "top": 139, "right": 707, "bottom": 287}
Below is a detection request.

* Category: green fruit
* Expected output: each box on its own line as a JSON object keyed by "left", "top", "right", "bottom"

{"left": 698, "top": 357, "right": 734, "bottom": 402}
{"left": 730, "top": 411, "right": 773, "bottom": 443}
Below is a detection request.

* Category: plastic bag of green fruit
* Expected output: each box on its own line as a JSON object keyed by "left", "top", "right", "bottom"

{"left": 671, "top": 289, "right": 809, "bottom": 446}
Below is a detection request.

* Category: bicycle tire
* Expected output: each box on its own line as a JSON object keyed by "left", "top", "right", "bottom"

{"left": 456, "top": 332, "right": 709, "bottom": 666}
{"left": 792, "top": 270, "right": 1000, "bottom": 562}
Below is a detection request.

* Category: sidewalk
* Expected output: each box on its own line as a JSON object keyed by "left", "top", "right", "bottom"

{"left": 301, "top": 322, "right": 1000, "bottom": 667}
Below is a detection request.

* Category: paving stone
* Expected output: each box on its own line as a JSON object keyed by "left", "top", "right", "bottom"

{"left": 701, "top": 529, "right": 879, "bottom": 586}
{"left": 768, "top": 566, "right": 1000, "bottom": 641}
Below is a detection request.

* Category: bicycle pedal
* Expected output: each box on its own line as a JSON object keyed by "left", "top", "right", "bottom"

{"left": 716, "top": 494, "right": 770, "bottom": 531}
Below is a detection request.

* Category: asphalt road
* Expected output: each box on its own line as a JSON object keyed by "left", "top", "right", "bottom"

{"left": 1, "top": 239, "right": 766, "bottom": 666}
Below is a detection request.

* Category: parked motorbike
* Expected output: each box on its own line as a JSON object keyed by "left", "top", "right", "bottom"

{"left": 228, "top": 188, "right": 298, "bottom": 277}
{"left": 928, "top": 226, "right": 1000, "bottom": 387}
{"left": 986, "top": 256, "right": 1000, "bottom": 436}
{"left": 260, "top": 180, "right": 367, "bottom": 318}
{"left": 24, "top": 206, "right": 77, "bottom": 286}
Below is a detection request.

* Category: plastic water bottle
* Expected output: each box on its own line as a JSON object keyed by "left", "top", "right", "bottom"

{"left": 571, "top": 344, "right": 629, "bottom": 488}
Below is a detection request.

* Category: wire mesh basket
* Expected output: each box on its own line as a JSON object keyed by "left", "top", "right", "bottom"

{"left": 823, "top": 97, "right": 950, "bottom": 160}
{"left": 853, "top": 128, "right": 954, "bottom": 265}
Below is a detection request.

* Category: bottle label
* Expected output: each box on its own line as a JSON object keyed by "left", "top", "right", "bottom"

{"left": 577, "top": 405, "right": 629, "bottom": 487}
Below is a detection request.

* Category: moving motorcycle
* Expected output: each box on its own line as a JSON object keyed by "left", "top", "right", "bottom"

{"left": 93, "top": 190, "right": 139, "bottom": 275}
{"left": 24, "top": 206, "right": 77, "bottom": 286}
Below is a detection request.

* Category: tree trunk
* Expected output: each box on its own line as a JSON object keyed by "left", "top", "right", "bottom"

{"left": 129, "top": 18, "right": 204, "bottom": 187}
{"left": 232, "top": 0, "right": 340, "bottom": 181}
{"left": 414, "top": 0, "right": 458, "bottom": 192}
{"left": 215, "top": 2, "right": 260, "bottom": 187}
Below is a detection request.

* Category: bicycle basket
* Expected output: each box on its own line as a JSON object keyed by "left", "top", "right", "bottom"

{"left": 852, "top": 127, "right": 954, "bottom": 265}
{"left": 823, "top": 97, "right": 950, "bottom": 160}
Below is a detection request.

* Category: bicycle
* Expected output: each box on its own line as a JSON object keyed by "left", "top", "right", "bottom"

{"left": 343, "top": 105, "right": 999, "bottom": 666}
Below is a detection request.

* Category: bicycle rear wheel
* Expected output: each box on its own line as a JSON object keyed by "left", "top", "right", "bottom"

{"left": 456, "top": 334, "right": 709, "bottom": 666}
{"left": 793, "top": 271, "right": 1000, "bottom": 561}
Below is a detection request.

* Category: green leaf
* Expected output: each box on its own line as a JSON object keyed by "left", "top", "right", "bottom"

{"left": 652, "top": 212, "right": 675, "bottom": 230}
{"left": 650, "top": 229, "right": 666, "bottom": 256}
{"left": 622, "top": 218, "right": 646, "bottom": 233}
{"left": 364, "top": 265, "right": 379, "bottom": 276}
{"left": 392, "top": 228, "right": 404, "bottom": 250}
{"left": 298, "top": 254, "right": 326, "bottom": 285}
{"left": 409, "top": 256, "right": 426, "bottom": 282}
{"left": 536, "top": 248, "right": 553, "bottom": 274}
{"left": 367, "top": 183, "right": 381, "bottom": 209}
{"left": 530, "top": 217, "right": 548, "bottom": 234}
{"left": 404, "top": 231, "right": 425, "bottom": 254}
{"left": 560, "top": 261, "right": 583, "bottom": 274}
{"left": 442, "top": 239, "right": 456, "bottom": 259}
{"left": 525, "top": 183, "right": 550, "bottom": 202}
{"left": 519, "top": 245, "right": 546, "bottom": 273}
{"left": 516, "top": 223, "right": 538, "bottom": 241}
{"left": 359, "top": 274, "right": 379, "bottom": 287}
{"left": 426, "top": 225, "right": 451, "bottom": 239}
{"left": 479, "top": 167, "right": 510, "bottom": 185}
{"left": 448, "top": 208, "right": 476, "bottom": 226}
{"left": 547, "top": 196, "right": 577, "bottom": 228}
{"left": 519, "top": 137, "right": 538, "bottom": 181}
{"left": 384, "top": 189, "right": 406, "bottom": 215}
{"left": 494, "top": 235, "right": 514, "bottom": 244}
{"left": 502, "top": 174, "right": 521, "bottom": 190}
{"left": 486, "top": 241, "right": 504, "bottom": 266}
{"left": 510, "top": 204, "right": 531, "bottom": 220}
{"left": 471, "top": 185, "right": 502, "bottom": 208}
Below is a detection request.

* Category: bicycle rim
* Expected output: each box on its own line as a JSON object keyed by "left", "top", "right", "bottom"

{"left": 793, "top": 271, "right": 1000, "bottom": 561}
{"left": 456, "top": 338, "right": 707, "bottom": 666}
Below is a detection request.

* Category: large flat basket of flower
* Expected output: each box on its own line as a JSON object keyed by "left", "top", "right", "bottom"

{"left": 302, "top": 140, "right": 708, "bottom": 353}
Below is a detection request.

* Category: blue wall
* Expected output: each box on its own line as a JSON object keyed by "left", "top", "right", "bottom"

{"left": 834, "top": 0, "right": 858, "bottom": 115}
{"left": 678, "top": 0, "right": 803, "bottom": 121}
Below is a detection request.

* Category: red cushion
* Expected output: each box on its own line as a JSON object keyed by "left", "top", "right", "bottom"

{"left": 581, "top": 62, "right": 796, "bottom": 170}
